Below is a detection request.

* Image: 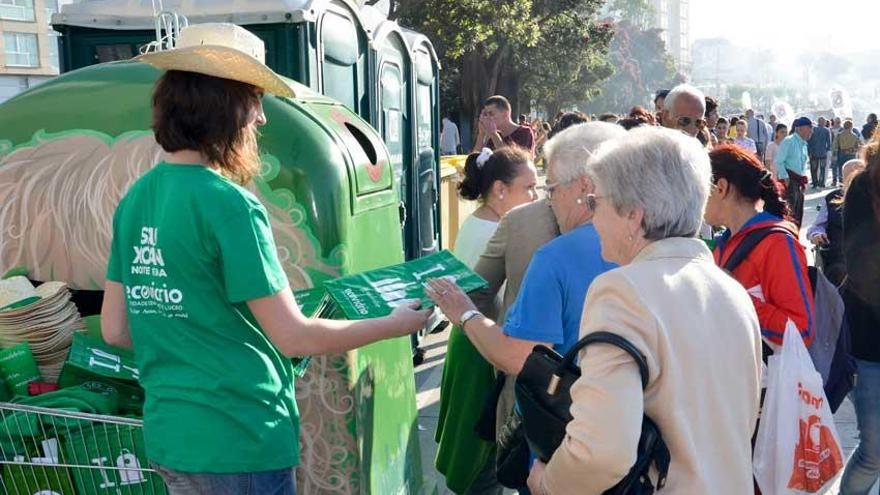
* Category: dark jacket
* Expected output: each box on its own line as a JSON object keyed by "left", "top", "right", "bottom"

{"left": 862, "top": 121, "right": 878, "bottom": 141}
{"left": 843, "top": 172, "right": 880, "bottom": 362}
{"left": 820, "top": 189, "right": 846, "bottom": 285}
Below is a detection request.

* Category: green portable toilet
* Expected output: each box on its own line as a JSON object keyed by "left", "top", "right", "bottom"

{"left": 0, "top": 61, "right": 423, "bottom": 495}
{"left": 402, "top": 28, "right": 442, "bottom": 254}
{"left": 361, "top": 5, "right": 417, "bottom": 259}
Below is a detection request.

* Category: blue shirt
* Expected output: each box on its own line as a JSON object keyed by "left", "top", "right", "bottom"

{"left": 503, "top": 223, "right": 616, "bottom": 354}
{"left": 807, "top": 125, "right": 832, "bottom": 158}
{"left": 774, "top": 133, "right": 809, "bottom": 180}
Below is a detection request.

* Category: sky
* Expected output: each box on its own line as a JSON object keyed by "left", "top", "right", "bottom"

{"left": 690, "top": 0, "right": 880, "bottom": 55}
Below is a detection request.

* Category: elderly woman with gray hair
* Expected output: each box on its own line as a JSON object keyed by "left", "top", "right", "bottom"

{"left": 426, "top": 122, "right": 625, "bottom": 373}
{"left": 427, "top": 122, "right": 624, "bottom": 492}
{"left": 522, "top": 127, "right": 763, "bottom": 494}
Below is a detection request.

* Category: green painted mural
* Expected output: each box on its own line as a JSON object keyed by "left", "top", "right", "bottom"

{"left": 0, "top": 61, "right": 424, "bottom": 494}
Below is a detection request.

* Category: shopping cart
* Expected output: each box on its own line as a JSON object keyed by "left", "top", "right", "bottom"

{"left": 0, "top": 402, "right": 167, "bottom": 494}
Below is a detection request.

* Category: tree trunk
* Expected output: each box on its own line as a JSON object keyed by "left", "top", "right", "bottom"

{"left": 459, "top": 43, "right": 511, "bottom": 151}
{"left": 545, "top": 102, "right": 562, "bottom": 121}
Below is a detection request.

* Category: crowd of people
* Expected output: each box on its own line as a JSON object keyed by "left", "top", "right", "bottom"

{"left": 92, "top": 19, "right": 879, "bottom": 494}
{"left": 428, "top": 88, "right": 880, "bottom": 495}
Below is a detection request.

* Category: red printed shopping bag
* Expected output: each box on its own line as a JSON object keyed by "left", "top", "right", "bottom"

{"left": 754, "top": 321, "right": 844, "bottom": 494}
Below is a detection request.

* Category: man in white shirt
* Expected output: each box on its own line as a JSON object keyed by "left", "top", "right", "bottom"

{"left": 440, "top": 116, "right": 461, "bottom": 155}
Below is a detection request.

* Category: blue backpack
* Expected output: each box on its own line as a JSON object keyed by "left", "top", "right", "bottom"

{"left": 725, "top": 226, "right": 856, "bottom": 413}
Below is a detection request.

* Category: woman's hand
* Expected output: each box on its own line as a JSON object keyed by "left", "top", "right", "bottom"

{"left": 527, "top": 460, "right": 547, "bottom": 495}
{"left": 424, "top": 277, "right": 477, "bottom": 326}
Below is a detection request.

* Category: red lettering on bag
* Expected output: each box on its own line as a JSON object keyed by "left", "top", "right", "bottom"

{"left": 797, "top": 381, "right": 824, "bottom": 410}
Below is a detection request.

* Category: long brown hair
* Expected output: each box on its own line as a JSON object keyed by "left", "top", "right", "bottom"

{"left": 859, "top": 131, "right": 880, "bottom": 221}
{"left": 152, "top": 70, "right": 262, "bottom": 184}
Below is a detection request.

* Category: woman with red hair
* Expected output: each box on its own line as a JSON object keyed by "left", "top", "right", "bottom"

{"left": 704, "top": 144, "right": 814, "bottom": 355}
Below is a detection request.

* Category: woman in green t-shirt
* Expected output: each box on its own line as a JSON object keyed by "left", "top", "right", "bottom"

{"left": 100, "top": 23, "right": 430, "bottom": 495}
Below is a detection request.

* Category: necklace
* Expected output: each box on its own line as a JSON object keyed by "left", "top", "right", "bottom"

{"left": 476, "top": 204, "right": 503, "bottom": 222}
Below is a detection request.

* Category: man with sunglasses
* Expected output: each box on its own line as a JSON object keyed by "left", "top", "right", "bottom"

{"left": 662, "top": 84, "right": 706, "bottom": 139}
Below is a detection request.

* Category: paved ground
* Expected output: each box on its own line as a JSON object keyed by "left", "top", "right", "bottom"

{"left": 414, "top": 184, "right": 876, "bottom": 494}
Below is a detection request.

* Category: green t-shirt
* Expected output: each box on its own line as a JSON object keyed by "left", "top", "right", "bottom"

{"left": 106, "top": 162, "right": 297, "bottom": 473}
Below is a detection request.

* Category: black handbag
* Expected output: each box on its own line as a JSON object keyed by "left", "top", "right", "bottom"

{"left": 515, "top": 331, "right": 671, "bottom": 494}
{"left": 494, "top": 408, "right": 531, "bottom": 488}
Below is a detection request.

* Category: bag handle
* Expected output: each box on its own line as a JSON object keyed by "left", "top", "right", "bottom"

{"left": 723, "top": 226, "right": 794, "bottom": 273}
{"left": 549, "top": 331, "right": 649, "bottom": 394}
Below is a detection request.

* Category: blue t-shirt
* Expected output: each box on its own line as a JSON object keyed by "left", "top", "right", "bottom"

{"left": 503, "top": 223, "right": 616, "bottom": 354}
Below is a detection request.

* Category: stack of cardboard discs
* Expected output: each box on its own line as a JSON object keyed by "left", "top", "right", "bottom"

{"left": 0, "top": 277, "right": 85, "bottom": 383}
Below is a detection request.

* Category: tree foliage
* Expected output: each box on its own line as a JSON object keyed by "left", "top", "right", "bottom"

{"left": 392, "top": 0, "right": 614, "bottom": 135}
{"left": 585, "top": 19, "right": 683, "bottom": 114}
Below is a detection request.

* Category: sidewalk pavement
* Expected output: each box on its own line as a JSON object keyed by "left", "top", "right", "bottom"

{"left": 414, "top": 186, "right": 875, "bottom": 495}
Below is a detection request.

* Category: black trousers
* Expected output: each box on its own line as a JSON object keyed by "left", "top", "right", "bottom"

{"left": 786, "top": 176, "right": 805, "bottom": 228}
{"left": 810, "top": 156, "right": 828, "bottom": 187}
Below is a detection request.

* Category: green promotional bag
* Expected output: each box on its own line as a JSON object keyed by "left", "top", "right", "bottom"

{"left": 0, "top": 437, "right": 76, "bottom": 495}
{"left": 0, "top": 343, "right": 41, "bottom": 397}
{"left": 290, "top": 287, "right": 337, "bottom": 377}
{"left": 64, "top": 423, "right": 167, "bottom": 495}
{"left": 58, "top": 335, "right": 144, "bottom": 416}
{"left": 324, "top": 250, "right": 487, "bottom": 320}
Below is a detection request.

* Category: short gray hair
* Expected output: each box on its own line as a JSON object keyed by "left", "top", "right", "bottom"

{"left": 543, "top": 122, "right": 627, "bottom": 184}
{"left": 588, "top": 126, "right": 711, "bottom": 240}
{"left": 664, "top": 84, "right": 706, "bottom": 116}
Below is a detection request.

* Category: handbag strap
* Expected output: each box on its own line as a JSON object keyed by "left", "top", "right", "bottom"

{"left": 722, "top": 226, "right": 794, "bottom": 273}
{"left": 557, "top": 331, "right": 650, "bottom": 389}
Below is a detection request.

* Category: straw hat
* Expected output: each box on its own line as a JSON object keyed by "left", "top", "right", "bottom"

{"left": 136, "top": 23, "right": 295, "bottom": 98}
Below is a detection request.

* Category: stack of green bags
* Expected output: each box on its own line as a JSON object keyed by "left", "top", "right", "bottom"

{"left": 290, "top": 287, "right": 337, "bottom": 377}
{"left": 324, "top": 250, "right": 487, "bottom": 319}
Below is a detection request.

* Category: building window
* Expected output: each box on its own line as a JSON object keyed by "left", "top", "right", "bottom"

{"left": 47, "top": 32, "right": 60, "bottom": 71}
{"left": 3, "top": 32, "right": 40, "bottom": 67}
{"left": 0, "top": 0, "right": 36, "bottom": 22}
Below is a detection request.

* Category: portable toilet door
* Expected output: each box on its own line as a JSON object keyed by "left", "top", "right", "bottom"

{"left": 403, "top": 29, "right": 441, "bottom": 255}
{"left": 362, "top": 9, "right": 416, "bottom": 260}
{"left": 316, "top": 0, "right": 371, "bottom": 123}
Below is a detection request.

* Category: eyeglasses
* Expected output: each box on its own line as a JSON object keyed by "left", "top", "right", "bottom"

{"left": 544, "top": 182, "right": 560, "bottom": 200}
{"left": 676, "top": 116, "right": 706, "bottom": 129}
{"left": 585, "top": 193, "right": 603, "bottom": 212}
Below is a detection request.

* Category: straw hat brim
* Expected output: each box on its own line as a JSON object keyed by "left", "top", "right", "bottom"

{"left": 136, "top": 45, "right": 296, "bottom": 98}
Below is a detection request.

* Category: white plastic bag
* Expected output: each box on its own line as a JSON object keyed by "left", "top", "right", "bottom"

{"left": 754, "top": 321, "right": 844, "bottom": 494}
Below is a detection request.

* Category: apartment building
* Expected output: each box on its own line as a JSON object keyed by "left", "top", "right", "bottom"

{"left": 0, "top": 0, "right": 66, "bottom": 102}
{"left": 651, "top": 0, "right": 691, "bottom": 73}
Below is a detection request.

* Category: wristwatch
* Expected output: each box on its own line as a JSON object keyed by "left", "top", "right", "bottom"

{"left": 459, "top": 309, "right": 483, "bottom": 328}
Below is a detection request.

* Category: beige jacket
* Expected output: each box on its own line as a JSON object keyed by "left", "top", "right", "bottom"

{"left": 542, "top": 238, "right": 762, "bottom": 495}
{"left": 470, "top": 199, "right": 559, "bottom": 322}
{"left": 469, "top": 199, "right": 559, "bottom": 436}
